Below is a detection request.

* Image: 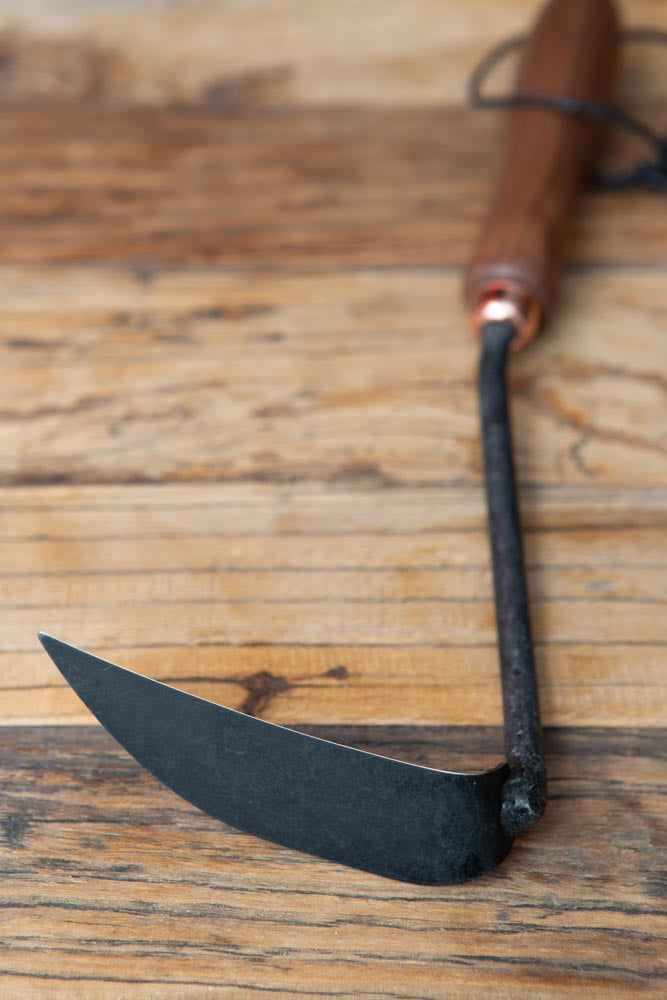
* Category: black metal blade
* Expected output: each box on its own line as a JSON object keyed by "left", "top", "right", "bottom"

{"left": 40, "top": 633, "right": 513, "bottom": 884}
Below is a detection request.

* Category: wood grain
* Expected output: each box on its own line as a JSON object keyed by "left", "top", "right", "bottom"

{"left": 0, "top": 0, "right": 665, "bottom": 995}
{"left": 1, "top": 483, "right": 665, "bottom": 728}
{"left": 1, "top": 725, "right": 665, "bottom": 998}
{"left": 0, "top": 266, "right": 665, "bottom": 487}
{"left": 0, "top": 106, "right": 664, "bottom": 269}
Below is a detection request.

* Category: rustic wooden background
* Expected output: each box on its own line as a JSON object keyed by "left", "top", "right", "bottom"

{"left": 1, "top": 1, "right": 665, "bottom": 996}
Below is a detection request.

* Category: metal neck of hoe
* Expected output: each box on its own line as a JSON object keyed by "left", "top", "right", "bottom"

{"left": 479, "top": 319, "right": 547, "bottom": 836}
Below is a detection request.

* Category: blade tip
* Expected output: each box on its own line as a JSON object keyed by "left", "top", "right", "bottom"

{"left": 38, "top": 631, "right": 79, "bottom": 664}
{"left": 38, "top": 630, "right": 64, "bottom": 651}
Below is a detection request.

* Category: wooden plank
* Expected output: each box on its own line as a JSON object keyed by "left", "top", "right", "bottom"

{"left": 0, "top": 1, "right": 664, "bottom": 994}
{"left": 0, "top": 0, "right": 662, "bottom": 106}
{"left": 0, "top": 725, "right": 664, "bottom": 999}
{"left": 0, "top": 266, "right": 665, "bottom": 487}
{"left": 0, "top": 107, "right": 664, "bottom": 267}
{"left": 5, "top": 641, "right": 665, "bottom": 729}
{"left": 1, "top": 483, "right": 664, "bottom": 727}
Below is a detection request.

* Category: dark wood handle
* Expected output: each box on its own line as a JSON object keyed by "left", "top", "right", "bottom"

{"left": 465, "top": 0, "right": 619, "bottom": 345}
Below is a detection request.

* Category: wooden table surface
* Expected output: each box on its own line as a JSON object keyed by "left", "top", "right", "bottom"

{"left": 1, "top": 1, "right": 665, "bottom": 996}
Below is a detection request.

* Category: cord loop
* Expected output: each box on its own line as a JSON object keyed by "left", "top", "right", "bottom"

{"left": 468, "top": 28, "right": 667, "bottom": 191}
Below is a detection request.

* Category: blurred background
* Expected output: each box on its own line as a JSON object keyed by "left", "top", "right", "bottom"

{"left": 0, "top": 0, "right": 663, "bottom": 107}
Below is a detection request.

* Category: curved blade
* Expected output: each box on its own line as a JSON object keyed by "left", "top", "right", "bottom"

{"left": 40, "top": 632, "right": 512, "bottom": 884}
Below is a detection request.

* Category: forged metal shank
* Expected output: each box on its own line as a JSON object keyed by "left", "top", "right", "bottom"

{"left": 479, "top": 320, "right": 547, "bottom": 835}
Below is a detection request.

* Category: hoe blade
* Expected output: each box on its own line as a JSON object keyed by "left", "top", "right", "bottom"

{"left": 40, "top": 633, "right": 512, "bottom": 884}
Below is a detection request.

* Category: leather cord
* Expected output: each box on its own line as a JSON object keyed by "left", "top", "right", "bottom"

{"left": 468, "top": 28, "right": 667, "bottom": 191}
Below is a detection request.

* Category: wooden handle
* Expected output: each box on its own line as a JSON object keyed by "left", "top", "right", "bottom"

{"left": 465, "top": 0, "right": 619, "bottom": 347}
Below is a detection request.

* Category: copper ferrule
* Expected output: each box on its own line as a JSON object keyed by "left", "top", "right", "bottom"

{"left": 469, "top": 282, "right": 542, "bottom": 351}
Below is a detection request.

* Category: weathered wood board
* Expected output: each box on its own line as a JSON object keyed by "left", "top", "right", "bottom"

{"left": 1, "top": 726, "right": 665, "bottom": 998}
{"left": 0, "top": 0, "right": 665, "bottom": 996}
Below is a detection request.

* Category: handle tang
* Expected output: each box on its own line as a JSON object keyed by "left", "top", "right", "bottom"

{"left": 465, "top": 0, "right": 619, "bottom": 348}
